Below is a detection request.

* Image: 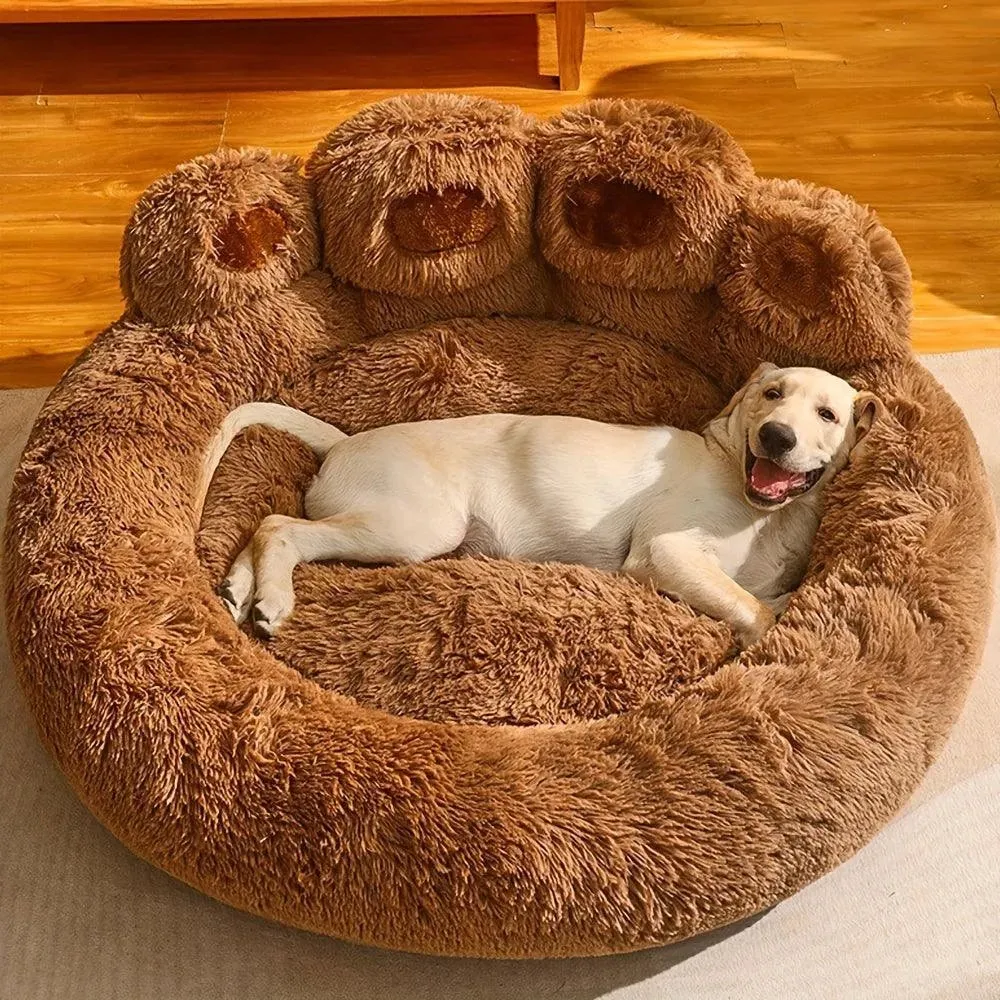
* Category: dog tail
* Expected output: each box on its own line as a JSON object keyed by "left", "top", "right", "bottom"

{"left": 196, "top": 402, "right": 347, "bottom": 522}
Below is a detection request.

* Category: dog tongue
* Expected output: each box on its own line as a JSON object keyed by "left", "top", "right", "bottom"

{"left": 750, "top": 457, "right": 807, "bottom": 500}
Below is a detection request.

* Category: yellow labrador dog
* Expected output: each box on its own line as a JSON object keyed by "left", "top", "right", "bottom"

{"left": 201, "top": 363, "right": 878, "bottom": 647}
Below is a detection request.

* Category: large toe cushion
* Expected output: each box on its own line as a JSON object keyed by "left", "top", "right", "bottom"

{"left": 536, "top": 99, "right": 755, "bottom": 291}
{"left": 307, "top": 94, "right": 537, "bottom": 298}
{"left": 718, "top": 178, "right": 913, "bottom": 367}
{"left": 120, "top": 148, "right": 320, "bottom": 326}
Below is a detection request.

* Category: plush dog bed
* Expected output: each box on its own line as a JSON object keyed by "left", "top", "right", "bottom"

{"left": 4, "top": 94, "right": 994, "bottom": 959}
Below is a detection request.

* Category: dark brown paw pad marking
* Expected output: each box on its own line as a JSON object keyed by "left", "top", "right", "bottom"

{"left": 388, "top": 186, "right": 499, "bottom": 254}
{"left": 754, "top": 233, "right": 833, "bottom": 315}
{"left": 213, "top": 203, "right": 290, "bottom": 270}
{"left": 564, "top": 177, "right": 672, "bottom": 250}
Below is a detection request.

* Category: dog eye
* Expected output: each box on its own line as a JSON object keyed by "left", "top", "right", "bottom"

{"left": 763, "top": 387, "right": 782, "bottom": 400}
{"left": 818, "top": 407, "right": 837, "bottom": 423}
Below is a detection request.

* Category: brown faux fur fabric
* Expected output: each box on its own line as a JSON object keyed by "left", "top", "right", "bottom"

{"left": 4, "top": 94, "right": 994, "bottom": 959}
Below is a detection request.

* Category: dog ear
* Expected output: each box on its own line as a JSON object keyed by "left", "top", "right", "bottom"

{"left": 718, "top": 361, "right": 778, "bottom": 419}
{"left": 750, "top": 361, "right": 779, "bottom": 381}
{"left": 852, "top": 391, "right": 883, "bottom": 448}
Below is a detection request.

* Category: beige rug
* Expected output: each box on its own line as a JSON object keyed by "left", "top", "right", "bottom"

{"left": 2, "top": 351, "right": 998, "bottom": 1000}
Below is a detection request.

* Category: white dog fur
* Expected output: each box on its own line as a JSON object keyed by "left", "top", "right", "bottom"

{"left": 200, "top": 363, "right": 878, "bottom": 648}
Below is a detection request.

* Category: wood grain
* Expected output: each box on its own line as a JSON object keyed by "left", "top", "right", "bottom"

{"left": 1, "top": 2, "right": 998, "bottom": 387}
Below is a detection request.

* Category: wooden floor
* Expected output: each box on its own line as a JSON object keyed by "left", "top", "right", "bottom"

{"left": 1, "top": 1, "right": 998, "bottom": 387}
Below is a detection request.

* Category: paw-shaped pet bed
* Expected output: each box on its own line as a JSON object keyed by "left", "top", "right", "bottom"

{"left": 5, "top": 95, "right": 993, "bottom": 958}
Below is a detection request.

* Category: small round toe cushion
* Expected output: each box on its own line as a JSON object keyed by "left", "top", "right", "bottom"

{"left": 5, "top": 94, "right": 994, "bottom": 959}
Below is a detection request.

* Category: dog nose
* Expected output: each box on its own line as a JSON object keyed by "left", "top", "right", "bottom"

{"left": 758, "top": 421, "right": 797, "bottom": 456}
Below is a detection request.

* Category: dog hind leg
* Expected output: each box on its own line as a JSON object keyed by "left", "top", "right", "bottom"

{"left": 249, "top": 508, "right": 468, "bottom": 638}
{"left": 218, "top": 541, "right": 255, "bottom": 625}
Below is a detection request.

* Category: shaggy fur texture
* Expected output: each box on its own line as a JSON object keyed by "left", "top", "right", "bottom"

{"left": 4, "top": 94, "right": 994, "bottom": 959}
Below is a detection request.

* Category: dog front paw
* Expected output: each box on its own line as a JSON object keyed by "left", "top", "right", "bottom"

{"left": 735, "top": 603, "right": 776, "bottom": 649}
{"left": 765, "top": 591, "right": 794, "bottom": 617}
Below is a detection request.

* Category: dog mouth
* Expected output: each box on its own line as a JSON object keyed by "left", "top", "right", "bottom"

{"left": 744, "top": 440, "right": 825, "bottom": 506}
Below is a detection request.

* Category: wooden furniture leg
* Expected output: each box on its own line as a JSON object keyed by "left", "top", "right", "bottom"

{"left": 554, "top": 1, "right": 586, "bottom": 91}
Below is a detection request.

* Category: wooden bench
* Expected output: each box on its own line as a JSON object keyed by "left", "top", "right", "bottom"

{"left": 0, "top": 0, "right": 594, "bottom": 89}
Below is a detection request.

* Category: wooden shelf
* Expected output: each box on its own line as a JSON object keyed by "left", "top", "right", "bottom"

{"left": 0, "top": 0, "right": 558, "bottom": 23}
{"left": 0, "top": 2, "right": 592, "bottom": 90}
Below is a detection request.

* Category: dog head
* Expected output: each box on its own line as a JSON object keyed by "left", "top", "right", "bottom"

{"left": 708, "top": 363, "right": 881, "bottom": 510}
